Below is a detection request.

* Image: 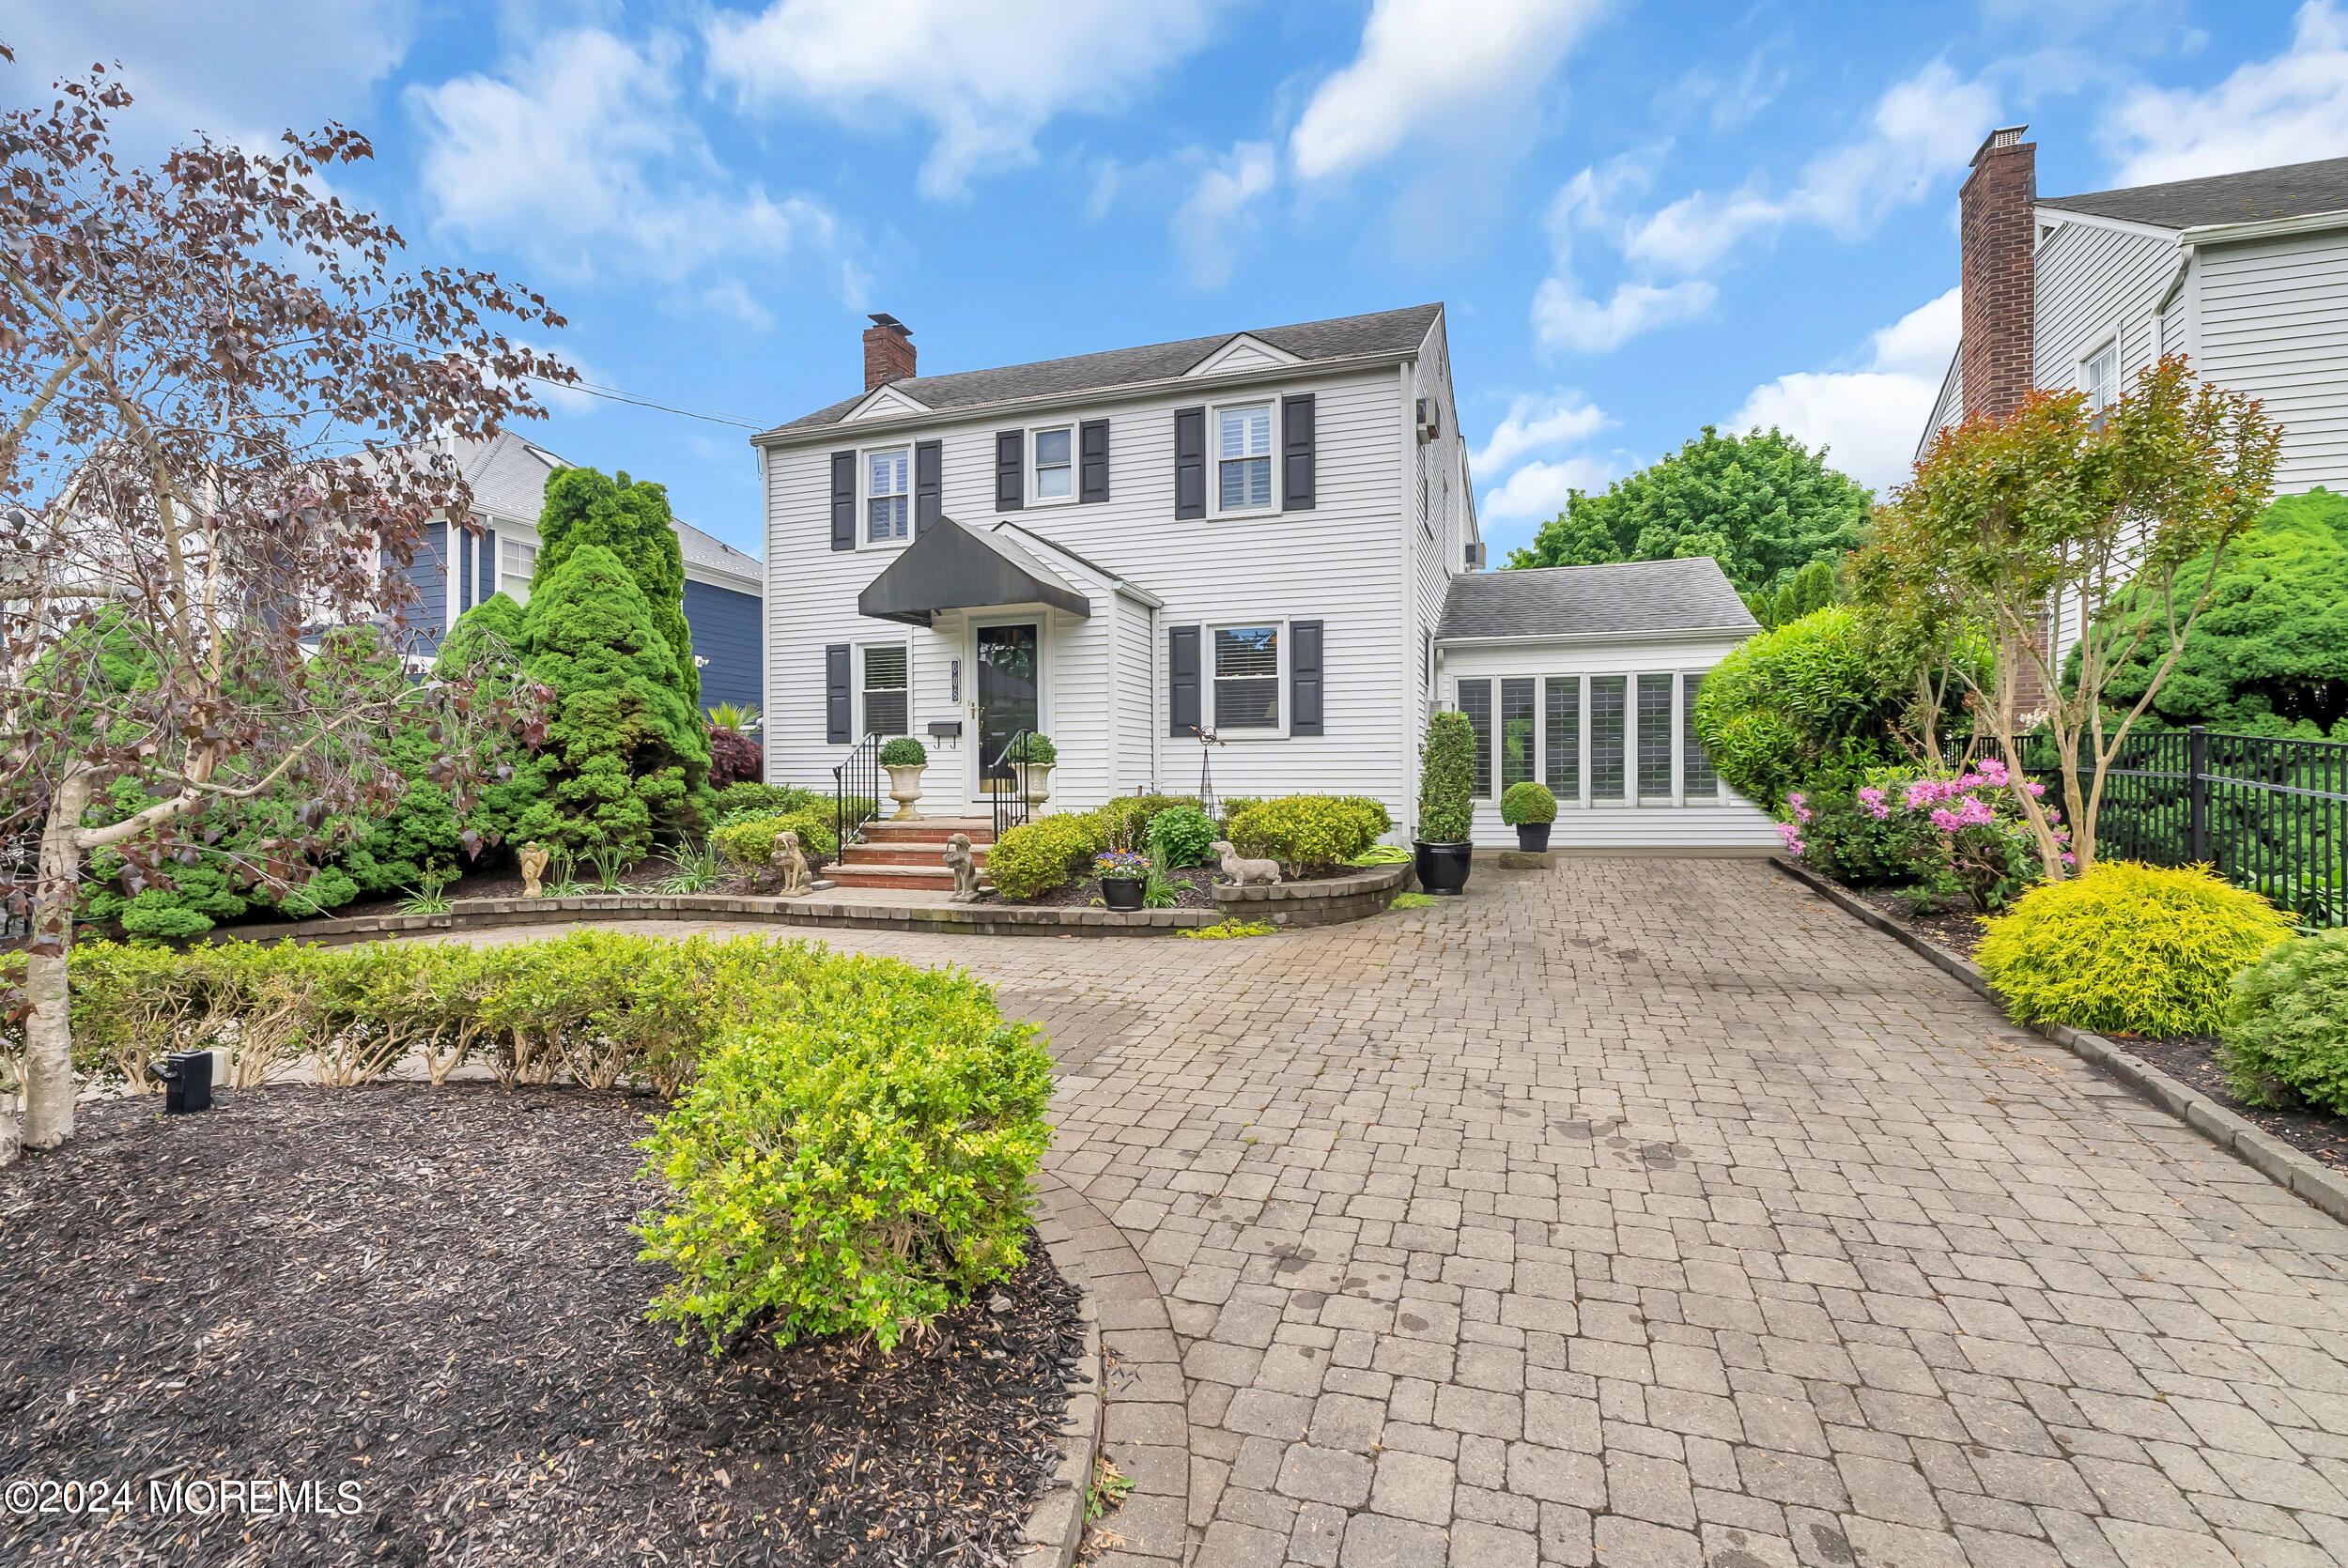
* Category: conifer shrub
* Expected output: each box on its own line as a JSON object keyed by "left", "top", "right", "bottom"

{"left": 536, "top": 467, "right": 699, "bottom": 707}
{"left": 2219, "top": 929, "right": 2348, "bottom": 1114}
{"left": 1975, "top": 862, "right": 2295, "bottom": 1037}
{"left": 1418, "top": 712, "right": 1476, "bottom": 843}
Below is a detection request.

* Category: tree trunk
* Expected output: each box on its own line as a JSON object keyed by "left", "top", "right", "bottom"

{"left": 19, "top": 764, "right": 92, "bottom": 1157}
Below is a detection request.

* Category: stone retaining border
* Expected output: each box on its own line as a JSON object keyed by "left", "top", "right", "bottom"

{"left": 1207, "top": 859, "right": 1413, "bottom": 926}
{"left": 1772, "top": 854, "right": 2348, "bottom": 1227}
{"left": 1019, "top": 1177, "right": 1106, "bottom": 1568}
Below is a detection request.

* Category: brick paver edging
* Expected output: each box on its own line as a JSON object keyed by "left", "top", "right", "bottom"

{"left": 1208, "top": 859, "right": 1413, "bottom": 927}
{"left": 1019, "top": 1177, "right": 1108, "bottom": 1568}
{"left": 1771, "top": 853, "right": 2348, "bottom": 1226}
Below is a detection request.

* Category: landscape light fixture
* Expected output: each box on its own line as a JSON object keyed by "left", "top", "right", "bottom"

{"left": 147, "top": 1050, "right": 213, "bottom": 1115}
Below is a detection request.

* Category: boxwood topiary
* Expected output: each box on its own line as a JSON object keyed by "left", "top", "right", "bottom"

{"left": 1418, "top": 712, "right": 1476, "bottom": 843}
{"left": 2219, "top": 928, "right": 2348, "bottom": 1113}
{"left": 1003, "top": 732, "right": 1056, "bottom": 765}
{"left": 1975, "top": 862, "right": 2295, "bottom": 1037}
{"left": 878, "top": 736, "right": 928, "bottom": 767}
{"left": 1500, "top": 781, "right": 1556, "bottom": 825}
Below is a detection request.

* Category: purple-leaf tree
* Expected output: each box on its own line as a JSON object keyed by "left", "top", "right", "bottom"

{"left": 0, "top": 58, "right": 574, "bottom": 1160}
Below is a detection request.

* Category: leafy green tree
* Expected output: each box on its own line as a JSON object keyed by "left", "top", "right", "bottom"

{"left": 1691, "top": 607, "right": 1900, "bottom": 808}
{"left": 515, "top": 544, "right": 710, "bottom": 857}
{"left": 2065, "top": 488, "right": 2348, "bottom": 738}
{"left": 1746, "top": 557, "right": 1843, "bottom": 632}
{"left": 1506, "top": 426, "right": 1871, "bottom": 595}
{"left": 535, "top": 467, "right": 698, "bottom": 707}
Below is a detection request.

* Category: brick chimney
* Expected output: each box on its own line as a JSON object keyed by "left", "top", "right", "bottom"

{"left": 862, "top": 314, "right": 915, "bottom": 391}
{"left": 1958, "top": 126, "right": 2035, "bottom": 423}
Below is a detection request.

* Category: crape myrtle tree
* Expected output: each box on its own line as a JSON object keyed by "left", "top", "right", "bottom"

{"left": 0, "top": 60, "right": 574, "bottom": 1160}
{"left": 1889, "top": 357, "right": 2281, "bottom": 881}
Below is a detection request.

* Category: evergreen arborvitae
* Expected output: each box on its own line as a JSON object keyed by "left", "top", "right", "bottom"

{"left": 534, "top": 467, "right": 699, "bottom": 708}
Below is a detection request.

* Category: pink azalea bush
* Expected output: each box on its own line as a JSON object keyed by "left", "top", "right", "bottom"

{"left": 1783, "top": 759, "right": 2067, "bottom": 911}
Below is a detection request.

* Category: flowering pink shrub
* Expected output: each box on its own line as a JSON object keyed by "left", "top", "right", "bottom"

{"left": 1784, "top": 760, "right": 2068, "bottom": 910}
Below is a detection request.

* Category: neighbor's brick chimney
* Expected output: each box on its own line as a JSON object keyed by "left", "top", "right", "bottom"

{"left": 1958, "top": 126, "right": 2050, "bottom": 715}
{"left": 862, "top": 314, "right": 915, "bottom": 392}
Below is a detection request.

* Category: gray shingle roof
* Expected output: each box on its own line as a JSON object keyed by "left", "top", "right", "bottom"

{"left": 673, "top": 517, "right": 763, "bottom": 583}
{"left": 1436, "top": 559, "right": 1759, "bottom": 642}
{"left": 774, "top": 303, "right": 1444, "bottom": 433}
{"left": 2040, "top": 156, "right": 2348, "bottom": 231}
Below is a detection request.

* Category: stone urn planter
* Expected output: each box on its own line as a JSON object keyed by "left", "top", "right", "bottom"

{"left": 1005, "top": 734, "right": 1057, "bottom": 806}
{"left": 885, "top": 763, "right": 927, "bottom": 820}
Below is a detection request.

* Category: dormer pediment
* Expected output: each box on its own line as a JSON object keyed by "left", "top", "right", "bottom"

{"left": 843, "top": 383, "right": 932, "bottom": 422}
{"left": 1185, "top": 333, "right": 1302, "bottom": 377}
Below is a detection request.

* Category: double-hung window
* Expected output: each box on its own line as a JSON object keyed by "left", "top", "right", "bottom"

{"left": 861, "top": 644, "right": 908, "bottom": 736}
{"left": 2084, "top": 340, "right": 2119, "bottom": 413}
{"left": 1034, "top": 426, "right": 1074, "bottom": 501}
{"left": 867, "top": 448, "right": 910, "bottom": 543}
{"left": 1213, "top": 625, "right": 1280, "bottom": 730}
{"left": 1217, "top": 404, "right": 1273, "bottom": 512}
{"left": 500, "top": 537, "right": 537, "bottom": 603}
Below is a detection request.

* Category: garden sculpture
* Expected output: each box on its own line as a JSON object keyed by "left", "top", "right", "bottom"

{"left": 771, "top": 831, "right": 811, "bottom": 898}
{"left": 944, "top": 833, "right": 981, "bottom": 902}
{"left": 518, "top": 842, "right": 549, "bottom": 899}
{"left": 1211, "top": 839, "right": 1281, "bottom": 887}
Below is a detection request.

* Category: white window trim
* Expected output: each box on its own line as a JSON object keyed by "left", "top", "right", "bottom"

{"left": 498, "top": 531, "right": 540, "bottom": 608}
{"left": 859, "top": 640, "right": 912, "bottom": 737}
{"left": 1455, "top": 668, "right": 1731, "bottom": 810}
{"left": 2079, "top": 331, "right": 2122, "bottom": 410}
{"left": 1210, "top": 399, "right": 1279, "bottom": 519}
{"left": 858, "top": 444, "right": 914, "bottom": 551}
{"left": 1208, "top": 619, "right": 1288, "bottom": 738}
{"left": 1030, "top": 423, "right": 1077, "bottom": 506}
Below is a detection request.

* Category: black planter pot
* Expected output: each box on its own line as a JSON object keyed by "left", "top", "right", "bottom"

{"left": 1100, "top": 877, "right": 1145, "bottom": 911}
{"left": 1514, "top": 822, "right": 1552, "bottom": 853}
{"left": 1413, "top": 841, "right": 1474, "bottom": 896}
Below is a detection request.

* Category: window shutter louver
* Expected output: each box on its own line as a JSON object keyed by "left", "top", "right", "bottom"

{"left": 1168, "top": 625, "right": 1201, "bottom": 736}
{"left": 1079, "top": 419, "right": 1110, "bottom": 502}
{"left": 825, "top": 644, "right": 852, "bottom": 744}
{"left": 995, "top": 431, "right": 1024, "bottom": 511}
{"left": 1282, "top": 393, "right": 1316, "bottom": 511}
{"left": 829, "top": 452, "right": 857, "bottom": 550}
{"left": 1173, "top": 407, "right": 1206, "bottom": 519}
{"left": 1290, "top": 619, "right": 1323, "bottom": 736}
{"left": 483, "top": 528, "right": 498, "bottom": 598}
{"left": 915, "top": 439, "right": 942, "bottom": 536}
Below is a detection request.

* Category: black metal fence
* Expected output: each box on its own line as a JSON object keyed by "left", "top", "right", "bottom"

{"left": 1992, "top": 726, "right": 2347, "bottom": 928}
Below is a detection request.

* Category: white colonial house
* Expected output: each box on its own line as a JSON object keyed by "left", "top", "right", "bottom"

{"left": 752, "top": 306, "right": 1779, "bottom": 851}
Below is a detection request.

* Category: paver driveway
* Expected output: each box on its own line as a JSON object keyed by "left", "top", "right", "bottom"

{"left": 482, "top": 857, "right": 2348, "bottom": 1568}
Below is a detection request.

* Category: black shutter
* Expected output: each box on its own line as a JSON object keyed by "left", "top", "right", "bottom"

{"left": 1290, "top": 619, "right": 1323, "bottom": 736}
{"left": 1168, "top": 625, "right": 1201, "bottom": 737}
{"left": 457, "top": 527, "right": 472, "bottom": 612}
{"left": 830, "top": 451, "right": 857, "bottom": 550}
{"left": 1079, "top": 419, "right": 1109, "bottom": 503}
{"left": 825, "top": 643, "right": 851, "bottom": 744}
{"left": 1282, "top": 393, "right": 1316, "bottom": 511}
{"left": 1173, "top": 407, "right": 1205, "bottom": 519}
{"left": 995, "top": 430, "right": 1024, "bottom": 511}
{"left": 483, "top": 528, "right": 498, "bottom": 598}
{"left": 915, "top": 439, "right": 942, "bottom": 536}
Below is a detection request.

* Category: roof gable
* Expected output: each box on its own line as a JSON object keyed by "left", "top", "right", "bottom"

{"left": 1185, "top": 332, "right": 1302, "bottom": 377}
{"left": 843, "top": 383, "right": 932, "bottom": 422}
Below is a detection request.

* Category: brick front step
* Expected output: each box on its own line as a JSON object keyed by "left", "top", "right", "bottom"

{"left": 827, "top": 865, "right": 968, "bottom": 892}
{"left": 859, "top": 819, "right": 996, "bottom": 846}
{"left": 843, "top": 843, "right": 991, "bottom": 868}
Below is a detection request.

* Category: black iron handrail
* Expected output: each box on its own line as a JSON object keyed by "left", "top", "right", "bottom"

{"left": 987, "top": 728, "right": 1033, "bottom": 842}
{"left": 833, "top": 733, "right": 881, "bottom": 866}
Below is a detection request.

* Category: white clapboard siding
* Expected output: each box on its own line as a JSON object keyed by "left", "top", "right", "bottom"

{"left": 1114, "top": 591, "right": 1156, "bottom": 793}
{"left": 2199, "top": 230, "right": 2348, "bottom": 494}
{"left": 2032, "top": 220, "right": 2176, "bottom": 389}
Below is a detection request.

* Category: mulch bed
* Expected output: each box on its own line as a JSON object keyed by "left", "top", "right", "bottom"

{"left": 1850, "top": 884, "right": 1991, "bottom": 960}
{"left": 0, "top": 1084, "right": 1082, "bottom": 1566}
{"left": 331, "top": 854, "right": 702, "bottom": 923}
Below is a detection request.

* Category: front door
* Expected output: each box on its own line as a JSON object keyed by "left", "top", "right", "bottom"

{"left": 975, "top": 623, "right": 1040, "bottom": 796}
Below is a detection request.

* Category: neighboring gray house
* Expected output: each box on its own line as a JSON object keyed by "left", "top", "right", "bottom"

{"left": 750, "top": 307, "right": 1777, "bottom": 850}
{"left": 402, "top": 432, "right": 766, "bottom": 713}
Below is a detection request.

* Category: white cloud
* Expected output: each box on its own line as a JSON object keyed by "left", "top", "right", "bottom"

{"left": 2101, "top": 2, "right": 2348, "bottom": 185}
{"left": 1289, "top": 0, "right": 1607, "bottom": 181}
{"left": 409, "top": 29, "right": 845, "bottom": 296}
{"left": 1728, "top": 288, "right": 1960, "bottom": 495}
{"left": 1532, "top": 276, "right": 1716, "bottom": 352}
{"left": 1470, "top": 392, "right": 1611, "bottom": 474}
{"left": 1479, "top": 455, "right": 1617, "bottom": 522}
{"left": 705, "top": 0, "right": 1225, "bottom": 200}
{"left": 1173, "top": 142, "right": 1277, "bottom": 288}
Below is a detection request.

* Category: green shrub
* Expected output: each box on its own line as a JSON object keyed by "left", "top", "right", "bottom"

{"left": 1419, "top": 712, "right": 1476, "bottom": 843}
{"left": 1099, "top": 793, "right": 1202, "bottom": 853}
{"left": 710, "top": 808, "right": 839, "bottom": 872}
{"left": 879, "top": 737, "right": 928, "bottom": 766}
{"left": 1691, "top": 607, "right": 1898, "bottom": 809}
{"left": 987, "top": 811, "right": 1110, "bottom": 900}
{"left": 1148, "top": 805, "right": 1218, "bottom": 868}
{"left": 711, "top": 781, "right": 819, "bottom": 822}
{"left": 1976, "top": 862, "right": 2295, "bottom": 1037}
{"left": 1004, "top": 732, "right": 1057, "bottom": 765}
{"left": 634, "top": 950, "right": 1053, "bottom": 1350}
{"left": 1500, "top": 781, "right": 1556, "bottom": 825}
{"left": 2219, "top": 929, "right": 2348, "bottom": 1112}
{"left": 1227, "top": 794, "right": 1390, "bottom": 875}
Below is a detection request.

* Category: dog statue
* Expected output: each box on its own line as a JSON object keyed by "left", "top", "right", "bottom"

{"left": 944, "top": 832, "right": 981, "bottom": 902}
{"left": 1211, "top": 839, "right": 1282, "bottom": 886}
{"left": 770, "top": 830, "right": 811, "bottom": 898}
{"left": 517, "top": 841, "right": 549, "bottom": 899}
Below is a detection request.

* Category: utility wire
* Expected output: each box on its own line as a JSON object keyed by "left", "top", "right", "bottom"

{"left": 381, "top": 332, "right": 764, "bottom": 430}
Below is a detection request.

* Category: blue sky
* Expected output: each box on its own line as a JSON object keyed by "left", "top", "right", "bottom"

{"left": 6, "top": 0, "right": 2343, "bottom": 564}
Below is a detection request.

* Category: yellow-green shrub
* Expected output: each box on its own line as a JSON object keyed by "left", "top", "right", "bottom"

{"left": 710, "top": 807, "right": 838, "bottom": 872}
{"left": 2219, "top": 929, "right": 2348, "bottom": 1114}
{"left": 1227, "top": 794, "right": 1394, "bottom": 875}
{"left": 987, "top": 810, "right": 1110, "bottom": 900}
{"left": 1098, "top": 793, "right": 1201, "bottom": 852}
{"left": 1975, "top": 862, "right": 2294, "bottom": 1037}
{"left": 634, "top": 950, "right": 1053, "bottom": 1349}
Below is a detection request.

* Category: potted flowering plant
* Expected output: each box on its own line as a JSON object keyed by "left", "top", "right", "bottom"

{"left": 1500, "top": 780, "right": 1556, "bottom": 852}
{"left": 1094, "top": 848, "right": 1150, "bottom": 911}
{"left": 878, "top": 736, "right": 928, "bottom": 820}
{"left": 1005, "top": 732, "right": 1057, "bottom": 804}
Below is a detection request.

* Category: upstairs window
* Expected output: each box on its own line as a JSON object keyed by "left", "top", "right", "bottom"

{"left": 1034, "top": 427, "right": 1074, "bottom": 500}
{"left": 868, "top": 448, "right": 910, "bottom": 543}
{"left": 500, "top": 537, "right": 537, "bottom": 601}
{"left": 2084, "top": 340, "right": 2119, "bottom": 412}
{"left": 1213, "top": 625, "right": 1280, "bottom": 730}
{"left": 1218, "top": 404, "right": 1273, "bottom": 511}
{"left": 862, "top": 644, "right": 907, "bottom": 735}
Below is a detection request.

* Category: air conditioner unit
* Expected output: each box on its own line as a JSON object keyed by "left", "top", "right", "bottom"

{"left": 1463, "top": 541, "right": 1486, "bottom": 570}
{"left": 1415, "top": 397, "right": 1441, "bottom": 442}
